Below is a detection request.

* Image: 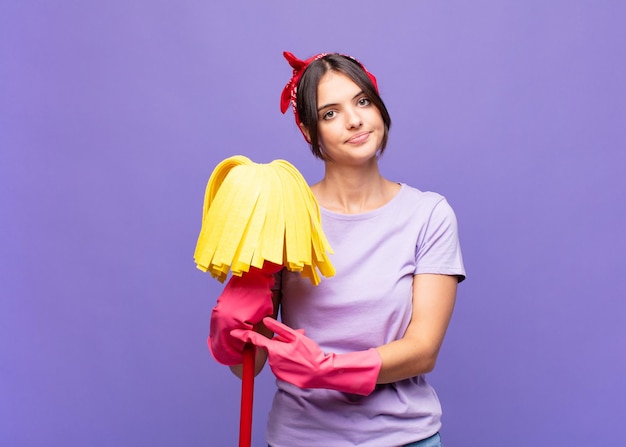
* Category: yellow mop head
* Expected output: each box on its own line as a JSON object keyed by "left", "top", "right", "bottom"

{"left": 194, "top": 155, "right": 335, "bottom": 285}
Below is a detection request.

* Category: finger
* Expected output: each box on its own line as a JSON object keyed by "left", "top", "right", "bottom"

{"left": 230, "top": 328, "right": 272, "bottom": 349}
{"left": 229, "top": 328, "right": 247, "bottom": 342}
{"left": 229, "top": 328, "right": 254, "bottom": 343}
{"left": 262, "top": 317, "right": 302, "bottom": 342}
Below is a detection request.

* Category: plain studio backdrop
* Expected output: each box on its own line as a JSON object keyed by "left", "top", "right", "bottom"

{"left": 1, "top": 1, "right": 625, "bottom": 446}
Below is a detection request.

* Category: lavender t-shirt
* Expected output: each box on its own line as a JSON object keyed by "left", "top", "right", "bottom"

{"left": 268, "top": 184, "right": 466, "bottom": 447}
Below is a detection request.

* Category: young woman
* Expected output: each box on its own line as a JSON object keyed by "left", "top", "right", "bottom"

{"left": 224, "top": 51, "right": 466, "bottom": 447}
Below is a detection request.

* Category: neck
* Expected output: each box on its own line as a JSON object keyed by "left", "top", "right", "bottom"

{"left": 311, "top": 161, "right": 399, "bottom": 214}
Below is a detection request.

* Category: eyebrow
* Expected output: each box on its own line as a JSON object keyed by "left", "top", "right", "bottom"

{"left": 317, "top": 90, "right": 365, "bottom": 112}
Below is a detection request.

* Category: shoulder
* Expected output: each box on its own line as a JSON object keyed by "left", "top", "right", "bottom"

{"left": 397, "top": 184, "right": 451, "bottom": 212}
{"left": 394, "top": 185, "right": 461, "bottom": 237}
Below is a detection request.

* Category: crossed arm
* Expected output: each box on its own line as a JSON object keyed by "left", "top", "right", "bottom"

{"left": 231, "top": 273, "right": 457, "bottom": 383}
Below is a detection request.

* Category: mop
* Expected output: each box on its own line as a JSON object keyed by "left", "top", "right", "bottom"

{"left": 193, "top": 155, "right": 334, "bottom": 446}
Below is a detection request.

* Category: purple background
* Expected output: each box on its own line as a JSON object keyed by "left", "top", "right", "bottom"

{"left": 2, "top": 1, "right": 625, "bottom": 446}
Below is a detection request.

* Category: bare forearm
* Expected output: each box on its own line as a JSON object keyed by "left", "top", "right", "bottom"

{"left": 376, "top": 274, "right": 457, "bottom": 384}
{"left": 375, "top": 338, "right": 440, "bottom": 383}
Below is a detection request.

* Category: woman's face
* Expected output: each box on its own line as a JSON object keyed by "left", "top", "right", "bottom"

{"left": 305, "top": 71, "right": 385, "bottom": 165}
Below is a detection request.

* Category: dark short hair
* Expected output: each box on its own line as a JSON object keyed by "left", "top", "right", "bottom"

{"left": 296, "top": 54, "right": 392, "bottom": 160}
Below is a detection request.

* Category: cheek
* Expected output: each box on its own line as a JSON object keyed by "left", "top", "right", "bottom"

{"left": 368, "top": 109, "right": 385, "bottom": 128}
{"left": 318, "top": 121, "right": 342, "bottom": 143}
{"left": 316, "top": 125, "right": 330, "bottom": 147}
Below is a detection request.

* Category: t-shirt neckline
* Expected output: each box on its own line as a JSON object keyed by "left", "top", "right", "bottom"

{"left": 319, "top": 183, "right": 407, "bottom": 221}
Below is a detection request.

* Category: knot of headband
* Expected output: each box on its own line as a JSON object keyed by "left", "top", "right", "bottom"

{"left": 280, "top": 51, "right": 379, "bottom": 127}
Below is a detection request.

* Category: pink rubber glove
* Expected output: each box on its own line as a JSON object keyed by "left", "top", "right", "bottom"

{"left": 208, "top": 265, "right": 280, "bottom": 365}
{"left": 232, "top": 317, "right": 382, "bottom": 396}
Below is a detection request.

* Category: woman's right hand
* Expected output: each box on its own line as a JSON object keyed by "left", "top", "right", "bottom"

{"left": 208, "top": 267, "right": 277, "bottom": 366}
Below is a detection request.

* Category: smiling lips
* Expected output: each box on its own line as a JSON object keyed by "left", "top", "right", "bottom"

{"left": 346, "top": 132, "right": 370, "bottom": 145}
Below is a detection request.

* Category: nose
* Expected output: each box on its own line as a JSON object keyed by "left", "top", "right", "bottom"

{"left": 345, "top": 107, "right": 362, "bottom": 129}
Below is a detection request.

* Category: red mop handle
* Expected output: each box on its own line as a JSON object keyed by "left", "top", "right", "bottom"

{"left": 239, "top": 342, "right": 255, "bottom": 447}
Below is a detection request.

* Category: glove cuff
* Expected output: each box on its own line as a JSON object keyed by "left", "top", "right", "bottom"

{"left": 324, "top": 348, "right": 382, "bottom": 396}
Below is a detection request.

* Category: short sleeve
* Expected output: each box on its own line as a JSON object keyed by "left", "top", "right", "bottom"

{"left": 415, "top": 198, "right": 466, "bottom": 282}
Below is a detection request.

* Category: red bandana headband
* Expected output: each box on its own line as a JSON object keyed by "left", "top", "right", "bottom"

{"left": 280, "top": 51, "right": 379, "bottom": 128}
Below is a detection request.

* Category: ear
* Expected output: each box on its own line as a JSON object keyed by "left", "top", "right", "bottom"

{"left": 298, "top": 123, "right": 311, "bottom": 143}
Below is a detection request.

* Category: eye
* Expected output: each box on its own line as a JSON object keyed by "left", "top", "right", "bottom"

{"left": 357, "top": 97, "right": 371, "bottom": 107}
{"left": 322, "top": 110, "right": 336, "bottom": 120}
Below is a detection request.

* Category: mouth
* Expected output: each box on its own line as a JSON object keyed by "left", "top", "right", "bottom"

{"left": 345, "top": 132, "right": 370, "bottom": 144}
